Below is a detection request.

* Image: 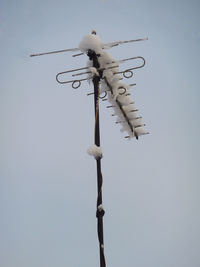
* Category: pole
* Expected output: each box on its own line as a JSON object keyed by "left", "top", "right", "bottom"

{"left": 87, "top": 49, "right": 106, "bottom": 267}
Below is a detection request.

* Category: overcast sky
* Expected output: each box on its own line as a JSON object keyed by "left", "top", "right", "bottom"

{"left": 0, "top": 0, "right": 200, "bottom": 267}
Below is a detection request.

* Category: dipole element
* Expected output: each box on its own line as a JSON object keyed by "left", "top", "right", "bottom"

{"left": 87, "top": 49, "right": 106, "bottom": 267}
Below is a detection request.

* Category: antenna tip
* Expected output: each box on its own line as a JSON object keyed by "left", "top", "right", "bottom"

{"left": 91, "top": 30, "right": 97, "bottom": 35}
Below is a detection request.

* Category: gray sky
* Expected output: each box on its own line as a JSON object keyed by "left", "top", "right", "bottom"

{"left": 0, "top": 0, "right": 200, "bottom": 267}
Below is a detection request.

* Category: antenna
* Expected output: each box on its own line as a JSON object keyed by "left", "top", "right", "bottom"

{"left": 30, "top": 37, "right": 148, "bottom": 57}
{"left": 31, "top": 32, "right": 148, "bottom": 267}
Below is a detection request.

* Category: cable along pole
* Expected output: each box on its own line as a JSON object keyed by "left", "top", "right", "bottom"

{"left": 30, "top": 31, "right": 148, "bottom": 267}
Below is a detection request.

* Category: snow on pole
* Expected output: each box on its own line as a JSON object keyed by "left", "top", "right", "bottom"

{"left": 87, "top": 144, "right": 103, "bottom": 159}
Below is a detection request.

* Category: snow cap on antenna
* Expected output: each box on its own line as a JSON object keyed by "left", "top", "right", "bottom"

{"left": 79, "top": 33, "right": 103, "bottom": 54}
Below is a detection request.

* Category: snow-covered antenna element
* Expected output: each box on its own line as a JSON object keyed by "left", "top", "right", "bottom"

{"left": 30, "top": 31, "right": 148, "bottom": 267}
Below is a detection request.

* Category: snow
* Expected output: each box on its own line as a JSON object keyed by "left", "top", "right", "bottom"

{"left": 89, "top": 67, "right": 99, "bottom": 76}
{"left": 79, "top": 34, "right": 103, "bottom": 54}
{"left": 97, "top": 204, "right": 104, "bottom": 211}
{"left": 87, "top": 144, "right": 103, "bottom": 159}
{"left": 80, "top": 33, "right": 148, "bottom": 139}
{"left": 86, "top": 67, "right": 99, "bottom": 82}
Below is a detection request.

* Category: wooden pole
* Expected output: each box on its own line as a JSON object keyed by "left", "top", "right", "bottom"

{"left": 87, "top": 49, "right": 106, "bottom": 267}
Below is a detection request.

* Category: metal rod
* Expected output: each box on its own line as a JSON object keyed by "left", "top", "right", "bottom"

{"left": 105, "top": 37, "right": 148, "bottom": 48}
{"left": 30, "top": 47, "right": 79, "bottom": 57}
{"left": 72, "top": 52, "right": 84, "bottom": 57}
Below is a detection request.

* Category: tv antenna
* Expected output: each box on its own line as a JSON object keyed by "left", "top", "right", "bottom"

{"left": 30, "top": 31, "right": 148, "bottom": 267}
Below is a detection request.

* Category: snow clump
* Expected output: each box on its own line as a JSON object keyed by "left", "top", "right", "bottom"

{"left": 79, "top": 34, "right": 103, "bottom": 54}
{"left": 87, "top": 144, "right": 103, "bottom": 159}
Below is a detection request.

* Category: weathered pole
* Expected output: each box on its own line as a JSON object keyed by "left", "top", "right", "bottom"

{"left": 87, "top": 49, "right": 106, "bottom": 267}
